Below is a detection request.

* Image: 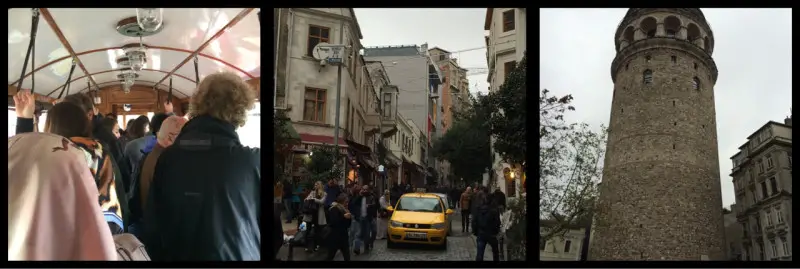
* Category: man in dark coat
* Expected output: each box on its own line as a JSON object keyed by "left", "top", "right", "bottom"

{"left": 389, "top": 183, "right": 401, "bottom": 207}
{"left": 349, "top": 184, "right": 379, "bottom": 254}
{"left": 143, "top": 73, "right": 260, "bottom": 261}
{"left": 492, "top": 189, "right": 507, "bottom": 212}
{"left": 472, "top": 193, "right": 501, "bottom": 261}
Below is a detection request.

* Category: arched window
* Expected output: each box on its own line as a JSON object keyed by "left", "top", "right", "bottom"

{"left": 640, "top": 17, "right": 657, "bottom": 38}
{"left": 643, "top": 70, "right": 653, "bottom": 85}
{"left": 664, "top": 16, "right": 681, "bottom": 38}
{"left": 692, "top": 77, "right": 701, "bottom": 91}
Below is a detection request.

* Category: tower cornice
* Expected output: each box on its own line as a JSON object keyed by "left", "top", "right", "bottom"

{"left": 614, "top": 8, "right": 714, "bottom": 52}
{"left": 611, "top": 37, "right": 718, "bottom": 84}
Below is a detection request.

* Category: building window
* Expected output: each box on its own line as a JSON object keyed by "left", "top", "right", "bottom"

{"left": 775, "top": 206, "right": 783, "bottom": 223}
{"left": 625, "top": 63, "right": 629, "bottom": 70}
{"left": 780, "top": 237, "right": 789, "bottom": 257}
{"left": 765, "top": 208, "right": 773, "bottom": 226}
{"left": 768, "top": 177, "right": 778, "bottom": 195}
{"left": 303, "top": 88, "right": 326, "bottom": 122}
{"left": 758, "top": 243, "right": 765, "bottom": 260}
{"left": 504, "top": 61, "right": 517, "bottom": 80}
{"left": 692, "top": 77, "right": 701, "bottom": 91}
{"left": 769, "top": 240, "right": 778, "bottom": 259}
{"left": 645, "top": 55, "right": 651, "bottom": 62}
{"left": 382, "top": 93, "right": 392, "bottom": 119}
{"left": 787, "top": 152, "right": 792, "bottom": 166}
{"left": 502, "top": 10, "right": 515, "bottom": 32}
{"left": 694, "top": 62, "right": 698, "bottom": 70}
{"left": 766, "top": 156, "right": 774, "bottom": 169}
{"left": 671, "top": 56, "right": 677, "bottom": 63}
{"left": 307, "top": 25, "right": 330, "bottom": 56}
{"left": 563, "top": 240, "right": 572, "bottom": 253}
{"left": 757, "top": 161, "right": 764, "bottom": 173}
{"left": 760, "top": 181, "right": 768, "bottom": 199}
{"left": 643, "top": 69, "right": 653, "bottom": 85}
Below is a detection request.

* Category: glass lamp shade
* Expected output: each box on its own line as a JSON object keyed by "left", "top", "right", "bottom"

{"left": 136, "top": 8, "right": 164, "bottom": 32}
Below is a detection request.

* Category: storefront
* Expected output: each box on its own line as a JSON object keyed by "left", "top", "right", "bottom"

{"left": 345, "top": 139, "right": 378, "bottom": 186}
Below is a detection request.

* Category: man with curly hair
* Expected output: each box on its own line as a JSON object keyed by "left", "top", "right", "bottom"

{"left": 142, "top": 72, "right": 261, "bottom": 261}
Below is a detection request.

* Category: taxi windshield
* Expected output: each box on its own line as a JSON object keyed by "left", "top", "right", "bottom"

{"left": 396, "top": 197, "right": 442, "bottom": 213}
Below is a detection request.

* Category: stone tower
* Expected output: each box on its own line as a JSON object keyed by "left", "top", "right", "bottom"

{"left": 589, "top": 8, "right": 726, "bottom": 260}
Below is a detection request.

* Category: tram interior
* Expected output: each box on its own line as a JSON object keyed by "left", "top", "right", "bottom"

{"left": 7, "top": 8, "right": 262, "bottom": 148}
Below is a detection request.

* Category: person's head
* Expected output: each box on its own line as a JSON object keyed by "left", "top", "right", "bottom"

{"left": 465, "top": 187, "right": 472, "bottom": 193}
{"left": 384, "top": 190, "right": 390, "bottom": 197}
{"left": 126, "top": 119, "right": 136, "bottom": 130}
{"left": 105, "top": 113, "right": 117, "bottom": 120}
{"left": 156, "top": 116, "right": 188, "bottom": 148}
{"left": 100, "top": 118, "right": 120, "bottom": 138}
{"left": 328, "top": 179, "right": 336, "bottom": 186}
{"left": 190, "top": 72, "right": 256, "bottom": 127}
{"left": 62, "top": 93, "right": 95, "bottom": 121}
{"left": 44, "top": 102, "right": 92, "bottom": 138}
{"left": 149, "top": 113, "right": 171, "bottom": 136}
{"left": 128, "top": 116, "right": 150, "bottom": 139}
{"left": 8, "top": 132, "right": 117, "bottom": 260}
{"left": 361, "top": 184, "right": 371, "bottom": 195}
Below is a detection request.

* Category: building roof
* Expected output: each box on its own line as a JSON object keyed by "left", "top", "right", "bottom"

{"left": 349, "top": 8, "right": 364, "bottom": 39}
{"left": 363, "top": 45, "right": 421, "bottom": 57}
{"left": 484, "top": 8, "right": 493, "bottom": 30}
{"left": 429, "top": 46, "right": 450, "bottom": 53}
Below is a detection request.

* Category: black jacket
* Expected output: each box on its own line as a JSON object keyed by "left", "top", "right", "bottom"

{"left": 143, "top": 115, "right": 261, "bottom": 261}
{"left": 325, "top": 205, "right": 351, "bottom": 248}
{"left": 349, "top": 193, "right": 378, "bottom": 220}
{"left": 92, "top": 115, "right": 133, "bottom": 195}
{"left": 492, "top": 190, "right": 507, "bottom": 209}
{"left": 472, "top": 204, "right": 501, "bottom": 238}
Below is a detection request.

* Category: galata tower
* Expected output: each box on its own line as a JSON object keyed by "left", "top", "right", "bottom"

{"left": 589, "top": 8, "right": 726, "bottom": 260}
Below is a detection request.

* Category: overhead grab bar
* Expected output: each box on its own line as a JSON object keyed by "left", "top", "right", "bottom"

{"left": 168, "top": 76, "right": 173, "bottom": 104}
{"left": 193, "top": 55, "right": 200, "bottom": 86}
{"left": 15, "top": 8, "right": 41, "bottom": 94}
{"left": 57, "top": 59, "right": 77, "bottom": 99}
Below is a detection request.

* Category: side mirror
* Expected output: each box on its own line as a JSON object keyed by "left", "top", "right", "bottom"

{"left": 386, "top": 206, "right": 394, "bottom": 212}
{"left": 445, "top": 209, "right": 454, "bottom": 215}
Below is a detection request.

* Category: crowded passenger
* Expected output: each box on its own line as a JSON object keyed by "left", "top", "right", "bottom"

{"left": 349, "top": 184, "right": 378, "bottom": 255}
{"left": 8, "top": 132, "right": 118, "bottom": 260}
{"left": 325, "top": 193, "right": 353, "bottom": 261}
{"left": 142, "top": 72, "right": 260, "bottom": 261}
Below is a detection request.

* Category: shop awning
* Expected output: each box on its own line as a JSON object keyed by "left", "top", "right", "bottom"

{"left": 414, "top": 163, "right": 426, "bottom": 175}
{"left": 345, "top": 139, "right": 372, "bottom": 154}
{"left": 300, "top": 133, "right": 347, "bottom": 146}
{"left": 279, "top": 121, "right": 301, "bottom": 142}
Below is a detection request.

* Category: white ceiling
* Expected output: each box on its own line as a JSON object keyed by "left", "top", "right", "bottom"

{"left": 8, "top": 8, "right": 260, "bottom": 98}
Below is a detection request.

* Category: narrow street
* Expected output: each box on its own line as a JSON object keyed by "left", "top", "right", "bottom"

{"left": 278, "top": 211, "right": 502, "bottom": 261}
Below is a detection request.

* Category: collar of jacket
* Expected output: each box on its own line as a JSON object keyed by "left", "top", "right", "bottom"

{"left": 177, "top": 114, "right": 240, "bottom": 143}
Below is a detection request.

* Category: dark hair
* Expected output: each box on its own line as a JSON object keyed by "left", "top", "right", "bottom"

{"left": 128, "top": 115, "right": 150, "bottom": 139}
{"left": 62, "top": 93, "right": 94, "bottom": 114}
{"left": 45, "top": 102, "right": 91, "bottom": 138}
{"left": 100, "top": 118, "right": 118, "bottom": 133}
{"left": 149, "top": 113, "right": 170, "bottom": 135}
{"left": 126, "top": 119, "right": 136, "bottom": 129}
{"left": 106, "top": 113, "right": 118, "bottom": 119}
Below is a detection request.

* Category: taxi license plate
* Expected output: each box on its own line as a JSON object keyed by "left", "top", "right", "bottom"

{"left": 406, "top": 232, "right": 427, "bottom": 239}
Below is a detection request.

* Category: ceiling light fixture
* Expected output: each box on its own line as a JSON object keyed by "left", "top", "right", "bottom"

{"left": 136, "top": 8, "right": 164, "bottom": 32}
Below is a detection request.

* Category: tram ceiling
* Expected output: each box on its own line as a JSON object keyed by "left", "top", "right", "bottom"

{"left": 8, "top": 8, "right": 260, "bottom": 99}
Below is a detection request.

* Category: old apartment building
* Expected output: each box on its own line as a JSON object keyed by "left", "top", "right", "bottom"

{"left": 484, "top": 8, "right": 526, "bottom": 198}
{"left": 540, "top": 218, "right": 591, "bottom": 261}
{"left": 730, "top": 116, "right": 792, "bottom": 261}
{"left": 274, "top": 8, "right": 399, "bottom": 187}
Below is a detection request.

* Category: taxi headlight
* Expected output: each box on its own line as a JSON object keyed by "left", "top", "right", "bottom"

{"left": 390, "top": 221, "right": 404, "bottom": 227}
{"left": 431, "top": 222, "right": 446, "bottom": 230}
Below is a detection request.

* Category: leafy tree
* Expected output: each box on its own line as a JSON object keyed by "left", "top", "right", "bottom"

{"left": 486, "top": 52, "right": 527, "bottom": 166}
{"left": 433, "top": 93, "right": 492, "bottom": 186}
{"left": 538, "top": 88, "right": 607, "bottom": 247}
{"left": 273, "top": 109, "right": 296, "bottom": 184}
{"left": 307, "top": 144, "right": 344, "bottom": 186}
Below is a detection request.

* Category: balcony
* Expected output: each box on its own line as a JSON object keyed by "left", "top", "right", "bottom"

{"left": 365, "top": 113, "right": 398, "bottom": 138}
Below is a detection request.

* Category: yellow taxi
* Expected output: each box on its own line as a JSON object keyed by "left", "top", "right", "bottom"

{"left": 385, "top": 192, "right": 453, "bottom": 249}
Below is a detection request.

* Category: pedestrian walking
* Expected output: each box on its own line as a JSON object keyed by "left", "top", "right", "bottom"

{"left": 349, "top": 184, "right": 379, "bottom": 254}
{"left": 283, "top": 180, "right": 294, "bottom": 223}
{"left": 376, "top": 190, "right": 391, "bottom": 240}
{"left": 473, "top": 192, "right": 501, "bottom": 261}
{"left": 492, "top": 188, "right": 507, "bottom": 212}
{"left": 460, "top": 187, "right": 473, "bottom": 233}
{"left": 325, "top": 194, "right": 352, "bottom": 261}
{"left": 390, "top": 183, "right": 401, "bottom": 206}
{"left": 303, "top": 181, "right": 327, "bottom": 252}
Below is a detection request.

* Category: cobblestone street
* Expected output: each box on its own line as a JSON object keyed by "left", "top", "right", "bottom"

{"left": 278, "top": 212, "right": 502, "bottom": 261}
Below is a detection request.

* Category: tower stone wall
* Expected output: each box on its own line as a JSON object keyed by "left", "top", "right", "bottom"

{"left": 589, "top": 8, "right": 726, "bottom": 260}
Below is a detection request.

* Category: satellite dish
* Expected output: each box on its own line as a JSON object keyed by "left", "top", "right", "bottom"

{"left": 312, "top": 42, "right": 332, "bottom": 60}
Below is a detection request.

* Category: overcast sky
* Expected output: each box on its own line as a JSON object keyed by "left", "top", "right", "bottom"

{"left": 540, "top": 8, "right": 792, "bottom": 208}
{"left": 353, "top": 8, "right": 490, "bottom": 96}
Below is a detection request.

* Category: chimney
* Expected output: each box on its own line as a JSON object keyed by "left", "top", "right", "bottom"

{"left": 785, "top": 115, "right": 792, "bottom": 126}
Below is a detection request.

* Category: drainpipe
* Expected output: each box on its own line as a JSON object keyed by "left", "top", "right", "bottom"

{"left": 282, "top": 9, "right": 295, "bottom": 110}
{"left": 273, "top": 8, "right": 280, "bottom": 110}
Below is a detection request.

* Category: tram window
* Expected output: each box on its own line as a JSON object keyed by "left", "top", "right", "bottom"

{"left": 147, "top": 112, "right": 154, "bottom": 119}
{"left": 117, "top": 115, "right": 125, "bottom": 129}
{"left": 38, "top": 112, "right": 47, "bottom": 132}
{"left": 236, "top": 102, "right": 260, "bottom": 148}
{"left": 7, "top": 110, "right": 16, "bottom": 138}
